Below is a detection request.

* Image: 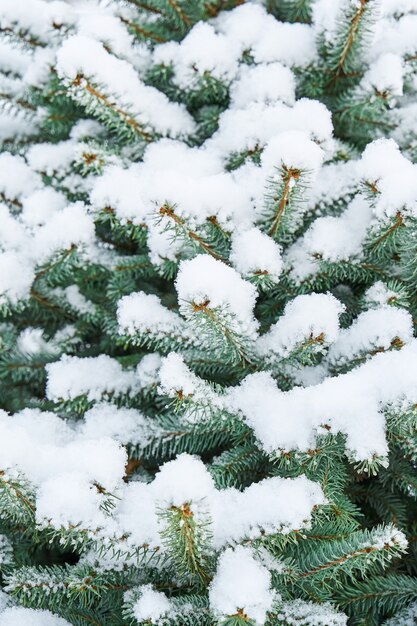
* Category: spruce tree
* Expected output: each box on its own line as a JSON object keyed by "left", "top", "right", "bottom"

{"left": 0, "top": 0, "right": 417, "bottom": 624}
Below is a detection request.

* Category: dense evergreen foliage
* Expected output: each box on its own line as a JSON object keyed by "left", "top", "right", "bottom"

{"left": 1, "top": 0, "right": 417, "bottom": 624}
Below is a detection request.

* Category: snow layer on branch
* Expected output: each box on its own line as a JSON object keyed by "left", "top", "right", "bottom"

{"left": 301, "top": 196, "right": 373, "bottom": 263}
{"left": 27, "top": 141, "right": 76, "bottom": 177}
{"left": 132, "top": 585, "right": 171, "bottom": 623}
{"left": 154, "top": 22, "right": 240, "bottom": 87}
{"left": 158, "top": 352, "right": 222, "bottom": 420}
{"left": 33, "top": 202, "right": 95, "bottom": 261}
{"left": 175, "top": 255, "right": 259, "bottom": 339}
{"left": 81, "top": 403, "right": 159, "bottom": 446}
{"left": 135, "top": 353, "right": 162, "bottom": 388}
{"left": 0, "top": 607, "right": 72, "bottom": 626}
{"left": 326, "top": 307, "right": 413, "bottom": 367}
{"left": 0, "top": 408, "right": 127, "bottom": 530}
{"left": 209, "top": 99, "right": 333, "bottom": 156}
{"left": 36, "top": 473, "right": 109, "bottom": 528}
{"left": 276, "top": 599, "right": 348, "bottom": 626}
{"left": 209, "top": 546, "right": 275, "bottom": 625}
{"left": 384, "top": 602, "right": 417, "bottom": 626}
{"left": 0, "top": 409, "right": 126, "bottom": 489}
{"left": 230, "top": 63, "right": 296, "bottom": 108}
{"left": 0, "top": 113, "right": 37, "bottom": 143}
{"left": 230, "top": 341, "right": 417, "bottom": 461}
{"left": 312, "top": 0, "right": 351, "bottom": 40}
{"left": 115, "top": 454, "right": 324, "bottom": 550}
{"left": 55, "top": 285, "right": 95, "bottom": 315}
{"left": 0, "top": 537, "right": 12, "bottom": 567}
{"left": 361, "top": 53, "right": 404, "bottom": 96}
{"left": 0, "top": 154, "right": 41, "bottom": 200}
{"left": 0, "top": 252, "right": 34, "bottom": 305}
{"left": 91, "top": 140, "right": 254, "bottom": 229}
{"left": 257, "top": 294, "right": 344, "bottom": 359}
{"left": 76, "top": 9, "right": 150, "bottom": 71}
{"left": 56, "top": 36, "right": 195, "bottom": 138}
{"left": 230, "top": 228, "right": 283, "bottom": 281}
{"left": 378, "top": 0, "right": 417, "bottom": 16}
{"left": 371, "top": 14, "right": 417, "bottom": 60}
{"left": 154, "top": 4, "right": 315, "bottom": 90}
{"left": 0, "top": 0, "right": 74, "bottom": 42}
{"left": 90, "top": 165, "right": 147, "bottom": 222}
{"left": 360, "top": 139, "right": 417, "bottom": 218}
{"left": 261, "top": 130, "right": 324, "bottom": 175}
{"left": 212, "top": 475, "right": 326, "bottom": 546}
{"left": 46, "top": 354, "right": 138, "bottom": 401}
{"left": 16, "top": 328, "right": 58, "bottom": 358}
{"left": 305, "top": 160, "right": 361, "bottom": 213}
{"left": 117, "top": 291, "right": 187, "bottom": 337}
{"left": 215, "top": 3, "right": 316, "bottom": 66}
{"left": 21, "top": 189, "right": 67, "bottom": 227}
{"left": 363, "top": 282, "right": 401, "bottom": 308}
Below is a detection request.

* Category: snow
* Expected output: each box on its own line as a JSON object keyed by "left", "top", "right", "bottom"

{"left": 81, "top": 404, "right": 158, "bottom": 447}
{"left": 56, "top": 35, "right": 196, "bottom": 138}
{"left": 257, "top": 294, "right": 344, "bottom": 359}
{"left": 261, "top": 130, "right": 324, "bottom": 175}
{"left": 276, "top": 599, "right": 348, "bottom": 626}
{"left": 115, "top": 454, "right": 324, "bottom": 551}
{"left": 116, "top": 481, "right": 160, "bottom": 548}
{"left": 117, "top": 291, "right": 187, "bottom": 337}
{"left": 0, "top": 154, "right": 41, "bottom": 200}
{"left": 208, "top": 99, "right": 333, "bottom": 157}
{"left": 46, "top": 354, "right": 138, "bottom": 401}
{"left": 216, "top": 3, "right": 316, "bottom": 66}
{"left": 157, "top": 353, "right": 224, "bottom": 423}
{"left": 371, "top": 14, "right": 417, "bottom": 60}
{"left": 175, "top": 255, "right": 259, "bottom": 339}
{"left": 362, "top": 525, "right": 408, "bottom": 551}
{"left": 132, "top": 585, "right": 171, "bottom": 623}
{"left": 0, "top": 607, "right": 72, "bottom": 626}
{"left": 154, "top": 4, "right": 315, "bottom": 92}
{"left": 326, "top": 307, "right": 413, "bottom": 367}
{"left": 57, "top": 285, "right": 95, "bottom": 315}
{"left": 0, "top": 536, "right": 12, "bottom": 566}
{"left": 21, "top": 189, "right": 67, "bottom": 227}
{"left": 360, "top": 139, "right": 417, "bottom": 218}
{"left": 361, "top": 53, "right": 405, "bottom": 96}
{"left": 16, "top": 328, "right": 58, "bottom": 357}
{"left": 90, "top": 165, "right": 148, "bottom": 223}
{"left": 209, "top": 546, "right": 275, "bottom": 625}
{"left": 0, "top": 0, "right": 74, "bottom": 42}
{"left": 36, "top": 472, "right": 108, "bottom": 528}
{"left": 152, "top": 453, "right": 215, "bottom": 507}
{"left": 158, "top": 352, "right": 203, "bottom": 398}
{"left": 135, "top": 353, "right": 162, "bottom": 388}
{"left": 91, "top": 140, "right": 254, "bottom": 229}
{"left": 384, "top": 602, "right": 417, "bottom": 626}
{"left": 212, "top": 474, "right": 326, "bottom": 546}
{"left": 27, "top": 141, "right": 76, "bottom": 176}
{"left": 363, "top": 281, "right": 401, "bottom": 308}
{"left": 302, "top": 196, "right": 373, "bottom": 262}
{"left": 154, "top": 22, "right": 241, "bottom": 88}
{"left": 76, "top": 10, "right": 149, "bottom": 71}
{"left": 312, "top": 0, "right": 348, "bottom": 41}
{"left": 0, "top": 252, "right": 34, "bottom": 305}
{"left": 33, "top": 202, "right": 95, "bottom": 261}
{"left": 230, "top": 227, "right": 283, "bottom": 281}
{"left": 230, "top": 63, "right": 296, "bottom": 108}
{"left": 230, "top": 341, "right": 417, "bottom": 462}
{"left": 0, "top": 409, "right": 126, "bottom": 488}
